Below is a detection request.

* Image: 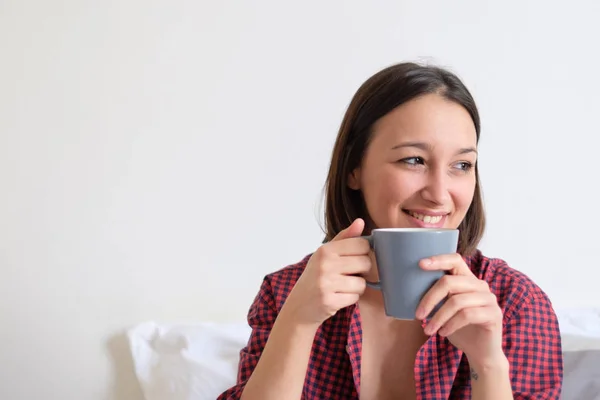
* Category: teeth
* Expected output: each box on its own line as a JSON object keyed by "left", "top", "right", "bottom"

{"left": 408, "top": 211, "right": 443, "bottom": 224}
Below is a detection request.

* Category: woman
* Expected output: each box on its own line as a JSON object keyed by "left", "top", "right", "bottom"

{"left": 218, "top": 62, "right": 563, "bottom": 399}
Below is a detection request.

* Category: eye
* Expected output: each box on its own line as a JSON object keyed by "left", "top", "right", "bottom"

{"left": 454, "top": 161, "right": 473, "bottom": 172}
{"left": 399, "top": 156, "right": 425, "bottom": 166}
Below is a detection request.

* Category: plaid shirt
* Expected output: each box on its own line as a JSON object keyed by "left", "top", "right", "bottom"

{"left": 218, "top": 250, "right": 563, "bottom": 399}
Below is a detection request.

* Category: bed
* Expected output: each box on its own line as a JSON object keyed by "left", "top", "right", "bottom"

{"left": 127, "top": 308, "right": 600, "bottom": 400}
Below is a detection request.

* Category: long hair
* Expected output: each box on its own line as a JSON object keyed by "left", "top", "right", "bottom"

{"left": 323, "top": 62, "right": 485, "bottom": 255}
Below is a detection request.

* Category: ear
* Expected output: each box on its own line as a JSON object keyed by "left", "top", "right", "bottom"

{"left": 347, "top": 167, "right": 361, "bottom": 190}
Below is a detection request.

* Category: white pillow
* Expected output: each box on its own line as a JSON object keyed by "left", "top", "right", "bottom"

{"left": 128, "top": 309, "right": 600, "bottom": 400}
{"left": 561, "top": 334, "right": 600, "bottom": 400}
{"left": 127, "top": 321, "right": 251, "bottom": 400}
{"left": 557, "top": 307, "right": 600, "bottom": 338}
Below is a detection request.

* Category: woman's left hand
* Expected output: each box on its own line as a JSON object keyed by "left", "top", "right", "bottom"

{"left": 415, "top": 253, "right": 505, "bottom": 366}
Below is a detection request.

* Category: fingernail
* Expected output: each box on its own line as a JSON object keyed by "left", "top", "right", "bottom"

{"left": 415, "top": 307, "right": 424, "bottom": 319}
{"left": 421, "top": 258, "right": 432, "bottom": 267}
{"left": 424, "top": 324, "right": 435, "bottom": 335}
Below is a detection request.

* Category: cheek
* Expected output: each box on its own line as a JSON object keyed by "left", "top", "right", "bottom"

{"left": 452, "top": 177, "right": 477, "bottom": 212}
{"left": 364, "top": 169, "right": 415, "bottom": 208}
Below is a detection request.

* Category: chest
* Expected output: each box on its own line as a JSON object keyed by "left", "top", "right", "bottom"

{"left": 306, "top": 307, "right": 469, "bottom": 400}
{"left": 358, "top": 306, "right": 429, "bottom": 400}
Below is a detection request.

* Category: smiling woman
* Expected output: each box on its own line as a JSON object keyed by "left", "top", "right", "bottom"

{"left": 217, "top": 62, "right": 563, "bottom": 400}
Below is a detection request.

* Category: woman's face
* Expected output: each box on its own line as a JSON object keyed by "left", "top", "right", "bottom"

{"left": 348, "top": 94, "right": 478, "bottom": 230}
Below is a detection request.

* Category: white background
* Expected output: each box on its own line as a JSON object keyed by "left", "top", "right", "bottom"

{"left": 1, "top": 0, "right": 599, "bottom": 399}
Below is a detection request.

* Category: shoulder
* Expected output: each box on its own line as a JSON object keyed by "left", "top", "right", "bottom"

{"left": 467, "top": 250, "right": 555, "bottom": 321}
{"left": 257, "top": 253, "right": 313, "bottom": 312}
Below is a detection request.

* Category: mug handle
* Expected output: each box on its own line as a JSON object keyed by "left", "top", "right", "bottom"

{"left": 360, "top": 235, "right": 381, "bottom": 290}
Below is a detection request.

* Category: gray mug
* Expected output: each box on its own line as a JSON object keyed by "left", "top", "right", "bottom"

{"left": 362, "top": 228, "right": 459, "bottom": 320}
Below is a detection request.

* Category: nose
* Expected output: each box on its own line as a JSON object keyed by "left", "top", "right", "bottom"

{"left": 420, "top": 168, "right": 451, "bottom": 205}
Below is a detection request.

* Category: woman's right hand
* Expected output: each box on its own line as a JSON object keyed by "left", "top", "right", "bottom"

{"left": 280, "top": 218, "right": 373, "bottom": 327}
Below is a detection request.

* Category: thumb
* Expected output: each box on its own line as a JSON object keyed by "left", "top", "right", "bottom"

{"left": 332, "top": 218, "right": 365, "bottom": 242}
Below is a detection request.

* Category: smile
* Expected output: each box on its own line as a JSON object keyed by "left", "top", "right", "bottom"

{"left": 405, "top": 210, "right": 446, "bottom": 224}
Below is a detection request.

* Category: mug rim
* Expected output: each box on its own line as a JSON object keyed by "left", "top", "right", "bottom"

{"left": 372, "top": 227, "right": 457, "bottom": 232}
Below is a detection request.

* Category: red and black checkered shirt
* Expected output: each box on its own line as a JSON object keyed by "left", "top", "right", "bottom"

{"left": 218, "top": 250, "right": 563, "bottom": 399}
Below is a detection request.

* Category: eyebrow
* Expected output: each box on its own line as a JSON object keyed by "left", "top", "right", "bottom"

{"left": 391, "top": 141, "right": 477, "bottom": 155}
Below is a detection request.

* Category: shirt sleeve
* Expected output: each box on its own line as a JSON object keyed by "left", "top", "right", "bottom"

{"left": 217, "top": 276, "right": 279, "bottom": 400}
{"left": 504, "top": 291, "right": 564, "bottom": 399}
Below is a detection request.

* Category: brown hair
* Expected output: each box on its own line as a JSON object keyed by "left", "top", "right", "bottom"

{"left": 323, "top": 62, "right": 485, "bottom": 255}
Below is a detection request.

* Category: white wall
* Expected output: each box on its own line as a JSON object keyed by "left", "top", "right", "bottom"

{"left": 1, "top": 1, "right": 599, "bottom": 399}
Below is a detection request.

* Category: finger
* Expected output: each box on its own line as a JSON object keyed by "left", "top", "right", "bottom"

{"left": 333, "top": 275, "right": 367, "bottom": 294}
{"left": 331, "top": 218, "right": 365, "bottom": 242}
{"left": 423, "top": 292, "right": 497, "bottom": 335}
{"left": 332, "top": 293, "right": 360, "bottom": 310}
{"left": 335, "top": 255, "right": 372, "bottom": 275}
{"left": 416, "top": 275, "right": 488, "bottom": 319}
{"left": 419, "top": 253, "right": 472, "bottom": 276}
{"left": 437, "top": 305, "right": 501, "bottom": 337}
{"left": 327, "top": 237, "right": 371, "bottom": 256}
